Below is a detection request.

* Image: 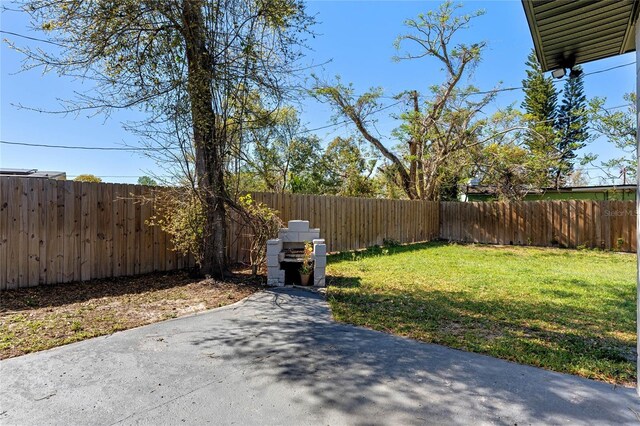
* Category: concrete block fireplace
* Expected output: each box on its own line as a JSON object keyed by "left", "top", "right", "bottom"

{"left": 266, "top": 220, "right": 326, "bottom": 287}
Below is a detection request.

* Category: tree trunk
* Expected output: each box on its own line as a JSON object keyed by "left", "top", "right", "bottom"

{"left": 197, "top": 147, "right": 229, "bottom": 278}
{"left": 408, "top": 90, "right": 419, "bottom": 198}
{"left": 422, "top": 158, "right": 445, "bottom": 201}
{"left": 182, "top": 0, "right": 228, "bottom": 278}
{"left": 554, "top": 170, "right": 562, "bottom": 189}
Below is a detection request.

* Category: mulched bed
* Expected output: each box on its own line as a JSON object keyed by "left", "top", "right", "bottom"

{"left": 0, "top": 269, "right": 264, "bottom": 359}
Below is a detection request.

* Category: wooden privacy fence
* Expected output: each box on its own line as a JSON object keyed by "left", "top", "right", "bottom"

{"left": 229, "top": 192, "right": 441, "bottom": 263}
{"left": 2, "top": 177, "right": 636, "bottom": 290}
{"left": 440, "top": 200, "right": 637, "bottom": 252}
{"left": 0, "top": 177, "right": 191, "bottom": 290}
{"left": 0, "top": 179, "right": 440, "bottom": 290}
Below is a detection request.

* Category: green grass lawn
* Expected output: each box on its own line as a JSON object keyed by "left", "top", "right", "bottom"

{"left": 326, "top": 242, "right": 637, "bottom": 386}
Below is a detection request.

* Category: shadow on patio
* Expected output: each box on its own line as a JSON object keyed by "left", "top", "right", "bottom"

{"left": 189, "top": 287, "right": 639, "bottom": 424}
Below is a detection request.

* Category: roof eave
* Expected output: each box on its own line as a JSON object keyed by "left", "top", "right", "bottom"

{"left": 521, "top": 0, "right": 640, "bottom": 73}
{"left": 521, "top": 0, "right": 548, "bottom": 71}
{"left": 620, "top": 3, "right": 640, "bottom": 55}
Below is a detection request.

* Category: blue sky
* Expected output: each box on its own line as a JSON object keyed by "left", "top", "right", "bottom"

{"left": 1, "top": 1, "right": 635, "bottom": 184}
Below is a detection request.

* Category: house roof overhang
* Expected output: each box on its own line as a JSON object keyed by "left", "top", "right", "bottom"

{"left": 521, "top": 0, "right": 640, "bottom": 72}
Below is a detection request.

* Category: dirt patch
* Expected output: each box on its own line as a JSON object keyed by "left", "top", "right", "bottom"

{"left": 0, "top": 269, "right": 264, "bottom": 359}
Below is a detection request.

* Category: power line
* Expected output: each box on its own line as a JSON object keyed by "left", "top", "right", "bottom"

{"left": 1, "top": 100, "right": 631, "bottom": 152}
{"left": 3, "top": 26, "right": 633, "bottom": 94}
{"left": 0, "top": 30, "right": 66, "bottom": 47}
{"left": 1, "top": 97, "right": 631, "bottom": 153}
{"left": 299, "top": 100, "right": 403, "bottom": 134}
{"left": 0, "top": 100, "right": 405, "bottom": 151}
{"left": 471, "top": 62, "right": 635, "bottom": 96}
{"left": 523, "top": 103, "right": 633, "bottom": 127}
{"left": 0, "top": 140, "right": 160, "bottom": 151}
{"left": 582, "top": 62, "right": 635, "bottom": 77}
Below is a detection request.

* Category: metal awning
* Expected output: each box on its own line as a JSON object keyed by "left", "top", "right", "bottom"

{"left": 522, "top": 0, "right": 640, "bottom": 72}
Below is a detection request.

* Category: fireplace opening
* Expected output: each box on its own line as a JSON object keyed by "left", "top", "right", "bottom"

{"left": 281, "top": 261, "right": 314, "bottom": 285}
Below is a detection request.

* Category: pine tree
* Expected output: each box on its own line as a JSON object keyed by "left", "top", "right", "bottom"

{"left": 521, "top": 50, "right": 590, "bottom": 188}
{"left": 521, "top": 50, "right": 559, "bottom": 188}
{"left": 521, "top": 49, "right": 558, "bottom": 155}
{"left": 555, "top": 66, "right": 588, "bottom": 187}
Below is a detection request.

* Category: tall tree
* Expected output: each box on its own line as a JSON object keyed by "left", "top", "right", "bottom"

{"left": 312, "top": 2, "right": 502, "bottom": 201}
{"left": 521, "top": 51, "right": 591, "bottom": 188}
{"left": 521, "top": 50, "right": 558, "bottom": 128}
{"left": 521, "top": 49, "right": 559, "bottom": 178}
{"left": 14, "top": 0, "right": 312, "bottom": 278}
{"left": 556, "top": 66, "right": 589, "bottom": 187}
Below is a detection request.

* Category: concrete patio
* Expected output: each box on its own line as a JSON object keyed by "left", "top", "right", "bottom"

{"left": 1, "top": 287, "right": 638, "bottom": 425}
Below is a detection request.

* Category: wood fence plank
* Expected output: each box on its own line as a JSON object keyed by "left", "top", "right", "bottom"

{"left": 602, "top": 201, "right": 611, "bottom": 250}
{"left": 625, "top": 201, "right": 633, "bottom": 252}
{"left": 532, "top": 202, "right": 540, "bottom": 246}
{"left": 80, "top": 182, "right": 92, "bottom": 281}
{"left": 21, "top": 178, "right": 37, "bottom": 287}
{"left": 25, "top": 179, "right": 38, "bottom": 286}
{"left": 113, "top": 184, "right": 125, "bottom": 276}
{"left": 93, "top": 183, "right": 103, "bottom": 279}
{"left": 55, "top": 181, "right": 65, "bottom": 283}
{"left": 576, "top": 201, "right": 584, "bottom": 248}
{"left": 616, "top": 201, "right": 624, "bottom": 251}
{"left": 125, "top": 185, "right": 136, "bottom": 275}
{"left": 340, "top": 195, "right": 347, "bottom": 251}
{"left": 36, "top": 179, "right": 48, "bottom": 285}
{"left": 493, "top": 202, "right": 500, "bottom": 244}
{"left": 104, "top": 184, "right": 115, "bottom": 277}
{"left": 95, "top": 184, "right": 107, "bottom": 279}
{"left": 73, "top": 182, "right": 83, "bottom": 281}
{"left": 6, "top": 178, "right": 20, "bottom": 289}
{"left": 502, "top": 202, "right": 510, "bottom": 245}
{"left": 61, "top": 181, "right": 75, "bottom": 283}
{"left": 133, "top": 186, "right": 142, "bottom": 273}
{"left": 630, "top": 201, "right": 637, "bottom": 252}
{"left": 608, "top": 201, "right": 616, "bottom": 249}
{"left": 0, "top": 178, "right": 9, "bottom": 289}
{"left": 141, "top": 190, "right": 153, "bottom": 274}
{"left": 578, "top": 200, "right": 589, "bottom": 247}
{"left": 361, "top": 197, "right": 367, "bottom": 247}
{"left": 593, "top": 201, "right": 602, "bottom": 249}
{"left": 544, "top": 202, "right": 552, "bottom": 246}
{"left": 559, "top": 201, "right": 567, "bottom": 248}
{"left": 6, "top": 179, "right": 20, "bottom": 289}
{"left": 568, "top": 200, "right": 576, "bottom": 248}
{"left": 152, "top": 191, "right": 161, "bottom": 272}
{"left": 365, "top": 198, "right": 371, "bottom": 246}
{"left": 587, "top": 201, "right": 598, "bottom": 248}
{"left": 476, "top": 202, "right": 483, "bottom": 243}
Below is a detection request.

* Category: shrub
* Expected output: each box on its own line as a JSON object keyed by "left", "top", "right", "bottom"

{"left": 147, "top": 188, "right": 206, "bottom": 268}
{"left": 235, "top": 194, "right": 283, "bottom": 276}
{"left": 382, "top": 238, "right": 400, "bottom": 247}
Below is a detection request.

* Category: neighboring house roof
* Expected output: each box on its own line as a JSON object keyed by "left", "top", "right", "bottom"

{"left": 465, "top": 184, "right": 636, "bottom": 195}
{"left": 0, "top": 168, "right": 67, "bottom": 180}
{"left": 521, "top": 0, "right": 640, "bottom": 72}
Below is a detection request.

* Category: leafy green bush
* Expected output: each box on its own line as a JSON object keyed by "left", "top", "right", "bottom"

{"left": 148, "top": 188, "right": 206, "bottom": 267}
